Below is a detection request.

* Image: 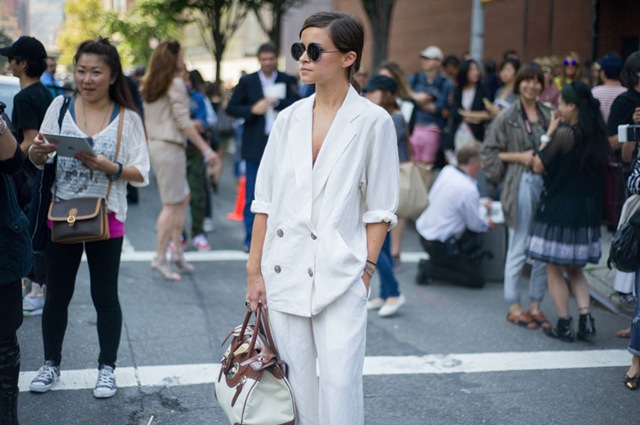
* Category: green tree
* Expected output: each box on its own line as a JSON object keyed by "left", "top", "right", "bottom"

{"left": 57, "top": 0, "right": 105, "bottom": 66}
{"left": 165, "top": 0, "right": 252, "bottom": 82}
{"left": 361, "top": 0, "right": 397, "bottom": 69}
{"left": 248, "top": 0, "right": 309, "bottom": 54}
{"left": 103, "top": 0, "right": 184, "bottom": 67}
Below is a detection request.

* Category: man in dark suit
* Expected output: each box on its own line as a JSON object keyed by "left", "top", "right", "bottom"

{"left": 227, "top": 42, "right": 299, "bottom": 251}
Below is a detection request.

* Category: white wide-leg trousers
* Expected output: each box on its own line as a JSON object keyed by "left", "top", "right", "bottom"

{"left": 268, "top": 281, "right": 368, "bottom": 425}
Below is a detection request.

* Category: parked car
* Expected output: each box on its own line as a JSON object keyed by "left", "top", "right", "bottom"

{"left": 0, "top": 75, "right": 20, "bottom": 118}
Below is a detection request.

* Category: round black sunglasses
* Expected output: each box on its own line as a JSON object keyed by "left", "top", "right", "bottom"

{"left": 291, "top": 42, "right": 341, "bottom": 62}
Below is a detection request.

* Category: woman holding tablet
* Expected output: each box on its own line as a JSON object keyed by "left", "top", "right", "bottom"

{"left": 27, "top": 37, "right": 150, "bottom": 399}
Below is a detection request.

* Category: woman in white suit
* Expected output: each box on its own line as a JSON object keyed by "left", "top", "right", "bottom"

{"left": 245, "top": 12, "right": 399, "bottom": 425}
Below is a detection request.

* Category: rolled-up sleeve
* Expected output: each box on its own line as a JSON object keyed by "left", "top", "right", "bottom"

{"left": 251, "top": 119, "right": 280, "bottom": 215}
{"left": 362, "top": 113, "right": 399, "bottom": 229}
{"left": 124, "top": 111, "right": 150, "bottom": 187}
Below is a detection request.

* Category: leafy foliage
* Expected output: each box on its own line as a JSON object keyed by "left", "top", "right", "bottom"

{"left": 247, "top": 0, "right": 309, "bottom": 53}
{"left": 102, "top": 0, "right": 185, "bottom": 67}
{"left": 56, "top": 0, "right": 105, "bottom": 66}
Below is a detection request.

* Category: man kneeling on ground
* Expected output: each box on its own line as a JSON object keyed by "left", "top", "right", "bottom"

{"left": 415, "top": 143, "right": 495, "bottom": 288}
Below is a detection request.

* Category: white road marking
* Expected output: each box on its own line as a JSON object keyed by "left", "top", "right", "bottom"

{"left": 111, "top": 250, "right": 427, "bottom": 263}
{"left": 19, "top": 350, "right": 629, "bottom": 393}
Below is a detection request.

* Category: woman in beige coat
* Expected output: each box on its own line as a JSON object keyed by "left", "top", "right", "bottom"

{"left": 141, "top": 41, "right": 218, "bottom": 280}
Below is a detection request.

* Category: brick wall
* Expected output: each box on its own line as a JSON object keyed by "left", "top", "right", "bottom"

{"left": 331, "top": 0, "right": 639, "bottom": 79}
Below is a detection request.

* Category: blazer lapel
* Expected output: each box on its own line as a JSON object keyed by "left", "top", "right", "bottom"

{"left": 288, "top": 96, "right": 314, "bottom": 224}
{"left": 311, "top": 87, "right": 361, "bottom": 201}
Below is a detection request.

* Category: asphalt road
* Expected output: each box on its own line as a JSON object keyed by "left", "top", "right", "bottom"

{"left": 15, "top": 155, "right": 637, "bottom": 425}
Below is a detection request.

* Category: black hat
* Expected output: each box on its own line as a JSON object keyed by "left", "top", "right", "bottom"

{"left": 0, "top": 36, "right": 47, "bottom": 62}
{"left": 363, "top": 75, "right": 397, "bottom": 94}
{"left": 597, "top": 52, "right": 623, "bottom": 75}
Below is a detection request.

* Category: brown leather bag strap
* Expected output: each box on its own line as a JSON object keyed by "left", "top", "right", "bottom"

{"left": 105, "top": 107, "right": 125, "bottom": 201}
{"left": 258, "top": 304, "right": 280, "bottom": 359}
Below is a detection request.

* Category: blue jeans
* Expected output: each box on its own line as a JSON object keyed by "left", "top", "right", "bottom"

{"left": 628, "top": 269, "right": 640, "bottom": 356}
{"left": 377, "top": 233, "right": 400, "bottom": 299}
{"left": 244, "top": 160, "right": 259, "bottom": 248}
{"left": 503, "top": 172, "right": 547, "bottom": 304}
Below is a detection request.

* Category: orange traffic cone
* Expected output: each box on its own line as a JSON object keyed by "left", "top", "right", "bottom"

{"left": 227, "top": 176, "right": 246, "bottom": 222}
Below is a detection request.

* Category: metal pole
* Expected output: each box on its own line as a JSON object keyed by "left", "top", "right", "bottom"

{"left": 470, "top": 0, "right": 484, "bottom": 61}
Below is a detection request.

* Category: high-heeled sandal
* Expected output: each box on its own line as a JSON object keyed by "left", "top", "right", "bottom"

{"left": 623, "top": 373, "right": 640, "bottom": 390}
{"left": 151, "top": 258, "right": 181, "bottom": 281}
{"left": 171, "top": 254, "right": 195, "bottom": 274}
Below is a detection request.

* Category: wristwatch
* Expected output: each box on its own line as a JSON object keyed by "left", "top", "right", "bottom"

{"left": 107, "top": 161, "right": 123, "bottom": 181}
{"left": 540, "top": 134, "right": 551, "bottom": 144}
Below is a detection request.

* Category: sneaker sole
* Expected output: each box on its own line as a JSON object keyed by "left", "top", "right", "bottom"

{"left": 30, "top": 378, "right": 58, "bottom": 393}
{"left": 23, "top": 309, "right": 43, "bottom": 317}
{"left": 93, "top": 389, "right": 117, "bottom": 398}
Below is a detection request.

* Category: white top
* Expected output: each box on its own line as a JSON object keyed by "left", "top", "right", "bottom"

{"left": 259, "top": 70, "right": 279, "bottom": 135}
{"left": 40, "top": 95, "right": 150, "bottom": 223}
{"left": 462, "top": 87, "right": 476, "bottom": 111}
{"left": 592, "top": 85, "right": 627, "bottom": 124}
{"left": 416, "top": 165, "right": 488, "bottom": 242}
{"left": 252, "top": 87, "right": 399, "bottom": 317}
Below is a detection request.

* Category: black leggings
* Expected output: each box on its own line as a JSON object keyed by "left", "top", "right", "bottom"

{"left": 43, "top": 236, "right": 123, "bottom": 368}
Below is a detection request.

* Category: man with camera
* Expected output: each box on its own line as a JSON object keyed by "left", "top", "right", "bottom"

{"left": 415, "top": 143, "right": 494, "bottom": 288}
{"left": 608, "top": 51, "right": 640, "bottom": 161}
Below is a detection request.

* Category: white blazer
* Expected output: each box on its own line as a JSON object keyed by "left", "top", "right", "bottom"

{"left": 252, "top": 86, "right": 399, "bottom": 317}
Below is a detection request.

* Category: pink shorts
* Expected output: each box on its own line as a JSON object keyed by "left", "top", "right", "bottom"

{"left": 410, "top": 125, "right": 440, "bottom": 163}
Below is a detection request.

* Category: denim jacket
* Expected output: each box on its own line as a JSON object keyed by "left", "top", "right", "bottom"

{"left": 409, "top": 72, "right": 452, "bottom": 127}
{"left": 0, "top": 145, "right": 33, "bottom": 285}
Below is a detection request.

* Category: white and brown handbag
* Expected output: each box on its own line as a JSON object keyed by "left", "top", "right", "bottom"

{"left": 215, "top": 303, "right": 295, "bottom": 425}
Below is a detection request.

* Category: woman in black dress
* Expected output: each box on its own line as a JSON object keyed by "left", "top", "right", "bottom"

{"left": 527, "top": 81, "right": 609, "bottom": 342}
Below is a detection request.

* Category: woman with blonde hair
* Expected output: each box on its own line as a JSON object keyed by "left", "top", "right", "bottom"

{"left": 141, "top": 41, "right": 218, "bottom": 280}
{"left": 554, "top": 51, "right": 581, "bottom": 90}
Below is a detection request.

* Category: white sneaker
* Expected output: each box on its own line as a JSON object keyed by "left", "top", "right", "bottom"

{"left": 23, "top": 284, "right": 45, "bottom": 316}
{"left": 93, "top": 365, "right": 117, "bottom": 398}
{"left": 193, "top": 234, "right": 211, "bottom": 251}
{"left": 30, "top": 361, "right": 60, "bottom": 393}
{"left": 378, "top": 294, "right": 406, "bottom": 317}
{"left": 203, "top": 217, "right": 215, "bottom": 232}
{"left": 367, "top": 298, "right": 385, "bottom": 310}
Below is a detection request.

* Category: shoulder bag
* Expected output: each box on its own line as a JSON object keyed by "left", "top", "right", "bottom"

{"left": 47, "top": 108, "right": 124, "bottom": 244}
{"left": 608, "top": 194, "right": 640, "bottom": 272}
{"left": 397, "top": 123, "right": 429, "bottom": 220}
{"left": 215, "top": 303, "right": 295, "bottom": 425}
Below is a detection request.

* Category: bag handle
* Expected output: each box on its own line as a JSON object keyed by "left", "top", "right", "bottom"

{"left": 105, "top": 107, "right": 124, "bottom": 202}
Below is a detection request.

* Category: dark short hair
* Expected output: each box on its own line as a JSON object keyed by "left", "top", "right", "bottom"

{"left": 18, "top": 57, "right": 47, "bottom": 78}
{"left": 513, "top": 62, "right": 544, "bottom": 95}
{"left": 500, "top": 58, "right": 521, "bottom": 73}
{"left": 300, "top": 12, "right": 364, "bottom": 90}
{"left": 257, "top": 42, "right": 277, "bottom": 57}
{"left": 621, "top": 51, "right": 640, "bottom": 89}
{"left": 443, "top": 55, "right": 460, "bottom": 68}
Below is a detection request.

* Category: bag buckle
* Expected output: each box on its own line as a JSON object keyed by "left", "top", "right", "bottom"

{"left": 67, "top": 208, "right": 78, "bottom": 226}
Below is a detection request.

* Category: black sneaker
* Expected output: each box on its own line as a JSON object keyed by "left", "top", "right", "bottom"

{"left": 30, "top": 361, "right": 60, "bottom": 393}
{"left": 93, "top": 365, "right": 117, "bottom": 398}
{"left": 544, "top": 317, "right": 575, "bottom": 342}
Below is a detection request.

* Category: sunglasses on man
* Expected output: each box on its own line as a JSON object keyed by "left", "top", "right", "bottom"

{"left": 564, "top": 59, "right": 578, "bottom": 67}
{"left": 291, "top": 42, "right": 341, "bottom": 62}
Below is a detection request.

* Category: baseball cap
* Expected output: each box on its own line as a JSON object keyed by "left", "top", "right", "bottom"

{"left": 597, "top": 52, "right": 623, "bottom": 75}
{"left": 0, "top": 36, "right": 47, "bottom": 62}
{"left": 363, "top": 75, "right": 398, "bottom": 94}
{"left": 420, "top": 46, "right": 444, "bottom": 61}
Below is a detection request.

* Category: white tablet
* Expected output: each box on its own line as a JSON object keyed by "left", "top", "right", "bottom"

{"left": 42, "top": 133, "right": 96, "bottom": 157}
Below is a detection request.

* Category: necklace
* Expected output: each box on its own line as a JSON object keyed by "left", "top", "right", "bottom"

{"left": 81, "top": 96, "right": 111, "bottom": 136}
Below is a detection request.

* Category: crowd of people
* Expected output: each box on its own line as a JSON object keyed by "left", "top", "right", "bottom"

{"left": 1, "top": 9, "right": 640, "bottom": 424}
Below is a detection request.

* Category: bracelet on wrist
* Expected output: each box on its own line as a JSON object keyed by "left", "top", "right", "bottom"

{"left": 366, "top": 259, "right": 377, "bottom": 267}
{"left": 0, "top": 119, "right": 7, "bottom": 136}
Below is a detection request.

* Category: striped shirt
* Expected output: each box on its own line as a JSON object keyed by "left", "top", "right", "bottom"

{"left": 592, "top": 85, "right": 627, "bottom": 123}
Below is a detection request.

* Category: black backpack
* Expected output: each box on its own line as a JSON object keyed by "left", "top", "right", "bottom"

{"left": 608, "top": 210, "right": 640, "bottom": 273}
